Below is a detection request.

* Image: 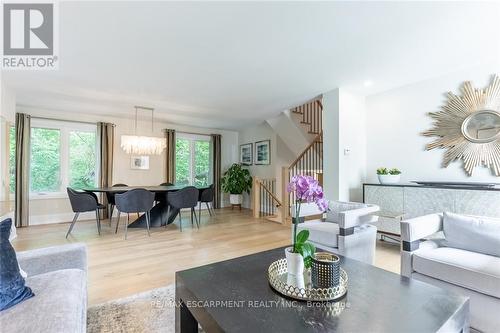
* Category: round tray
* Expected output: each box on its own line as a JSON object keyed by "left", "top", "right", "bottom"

{"left": 268, "top": 258, "right": 348, "bottom": 302}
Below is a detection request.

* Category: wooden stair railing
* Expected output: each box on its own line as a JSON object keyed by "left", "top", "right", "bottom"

{"left": 252, "top": 178, "right": 283, "bottom": 222}
{"left": 291, "top": 99, "right": 323, "bottom": 134}
{"left": 283, "top": 97, "right": 324, "bottom": 223}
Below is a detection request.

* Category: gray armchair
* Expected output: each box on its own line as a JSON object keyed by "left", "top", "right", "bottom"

{"left": 295, "top": 200, "right": 379, "bottom": 264}
{"left": 0, "top": 243, "right": 88, "bottom": 333}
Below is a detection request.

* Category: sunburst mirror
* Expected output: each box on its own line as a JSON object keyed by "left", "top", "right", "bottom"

{"left": 423, "top": 75, "right": 500, "bottom": 176}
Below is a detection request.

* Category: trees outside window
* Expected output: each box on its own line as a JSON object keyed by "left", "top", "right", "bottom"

{"left": 175, "top": 134, "right": 211, "bottom": 187}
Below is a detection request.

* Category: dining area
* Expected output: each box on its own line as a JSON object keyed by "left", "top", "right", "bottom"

{"left": 65, "top": 183, "right": 216, "bottom": 239}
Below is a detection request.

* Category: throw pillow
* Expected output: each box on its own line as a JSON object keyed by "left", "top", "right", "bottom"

{"left": 0, "top": 218, "right": 34, "bottom": 311}
{"left": 2, "top": 213, "right": 28, "bottom": 279}
{"left": 443, "top": 212, "right": 500, "bottom": 258}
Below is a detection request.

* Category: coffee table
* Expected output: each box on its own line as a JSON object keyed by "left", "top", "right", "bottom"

{"left": 175, "top": 247, "right": 469, "bottom": 333}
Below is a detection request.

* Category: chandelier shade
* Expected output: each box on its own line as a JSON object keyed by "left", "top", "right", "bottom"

{"left": 120, "top": 135, "right": 166, "bottom": 155}
{"left": 121, "top": 106, "right": 166, "bottom": 155}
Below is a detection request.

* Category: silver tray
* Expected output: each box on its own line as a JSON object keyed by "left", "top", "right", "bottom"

{"left": 268, "top": 258, "right": 348, "bottom": 302}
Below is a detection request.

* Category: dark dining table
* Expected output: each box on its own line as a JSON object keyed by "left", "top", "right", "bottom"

{"left": 83, "top": 185, "right": 210, "bottom": 228}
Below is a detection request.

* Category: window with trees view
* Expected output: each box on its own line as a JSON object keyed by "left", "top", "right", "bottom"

{"left": 175, "top": 134, "right": 211, "bottom": 187}
{"left": 9, "top": 120, "right": 98, "bottom": 196}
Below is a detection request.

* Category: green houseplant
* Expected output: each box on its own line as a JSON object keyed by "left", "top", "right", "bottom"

{"left": 377, "top": 167, "right": 402, "bottom": 184}
{"left": 221, "top": 163, "right": 252, "bottom": 205}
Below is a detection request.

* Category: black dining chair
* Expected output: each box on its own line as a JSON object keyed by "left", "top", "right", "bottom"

{"left": 66, "top": 188, "right": 106, "bottom": 238}
{"left": 199, "top": 184, "right": 216, "bottom": 221}
{"left": 155, "top": 182, "right": 174, "bottom": 204}
{"left": 115, "top": 189, "right": 155, "bottom": 239}
{"left": 166, "top": 186, "right": 199, "bottom": 232}
{"left": 106, "top": 183, "right": 128, "bottom": 225}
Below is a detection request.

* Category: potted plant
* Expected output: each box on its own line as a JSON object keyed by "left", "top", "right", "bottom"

{"left": 377, "top": 167, "right": 402, "bottom": 184}
{"left": 286, "top": 175, "right": 328, "bottom": 276}
{"left": 221, "top": 163, "right": 252, "bottom": 205}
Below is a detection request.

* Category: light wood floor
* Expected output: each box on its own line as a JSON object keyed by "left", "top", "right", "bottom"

{"left": 12, "top": 208, "right": 400, "bottom": 306}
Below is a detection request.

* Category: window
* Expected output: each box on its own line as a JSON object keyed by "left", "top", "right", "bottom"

{"left": 29, "top": 119, "right": 97, "bottom": 197}
{"left": 175, "top": 134, "right": 211, "bottom": 187}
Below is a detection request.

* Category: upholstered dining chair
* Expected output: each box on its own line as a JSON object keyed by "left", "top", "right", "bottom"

{"left": 114, "top": 189, "right": 155, "bottom": 239}
{"left": 106, "top": 183, "right": 128, "bottom": 224}
{"left": 167, "top": 186, "right": 199, "bottom": 232}
{"left": 66, "top": 188, "right": 106, "bottom": 238}
{"left": 198, "top": 184, "right": 215, "bottom": 221}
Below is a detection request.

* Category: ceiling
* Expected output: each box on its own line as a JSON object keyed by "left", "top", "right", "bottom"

{"left": 2, "top": 1, "right": 499, "bottom": 130}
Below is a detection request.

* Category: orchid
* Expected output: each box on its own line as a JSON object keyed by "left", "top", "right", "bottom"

{"left": 287, "top": 175, "right": 328, "bottom": 267}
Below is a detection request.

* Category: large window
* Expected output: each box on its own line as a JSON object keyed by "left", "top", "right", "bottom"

{"left": 175, "top": 134, "right": 211, "bottom": 187}
{"left": 28, "top": 119, "right": 97, "bottom": 197}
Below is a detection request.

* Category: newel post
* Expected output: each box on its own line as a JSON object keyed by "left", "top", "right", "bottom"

{"left": 252, "top": 177, "right": 261, "bottom": 218}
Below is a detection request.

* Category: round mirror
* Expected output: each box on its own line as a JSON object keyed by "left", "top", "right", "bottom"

{"left": 461, "top": 110, "right": 500, "bottom": 143}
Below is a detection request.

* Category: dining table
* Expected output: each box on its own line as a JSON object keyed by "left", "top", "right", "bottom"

{"left": 83, "top": 185, "right": 210, "bottom": 228}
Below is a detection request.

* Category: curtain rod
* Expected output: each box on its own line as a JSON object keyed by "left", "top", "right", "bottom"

{"left": 30, "top": 116, "right": 114, "bottom": 126}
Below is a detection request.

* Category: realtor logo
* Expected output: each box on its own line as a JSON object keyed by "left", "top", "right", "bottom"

{"left": 2, "top": 1, "right": 58, "bottom": 69}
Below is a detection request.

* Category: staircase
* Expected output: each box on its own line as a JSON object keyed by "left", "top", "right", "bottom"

{"left": 253, "top": 97, "right": 324, "bottom": 224}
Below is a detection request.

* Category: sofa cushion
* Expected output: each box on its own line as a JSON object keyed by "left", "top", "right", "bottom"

{"left": 0, "top": 218, "right": 34, "bottom": 311}
{"left": 0, "top": 268, "right": 87, "bottom": 333}
{"left": 297, "top": 220, "right": 339, "bottom": 248}
{"left": 443, "top": 212, "right": 500, "bottom": 257}
{"left": 413, "top": 246, "right": 500, "bottom": 298}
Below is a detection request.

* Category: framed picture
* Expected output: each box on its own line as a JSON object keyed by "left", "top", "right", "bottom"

{"left": 240, "top": 143, "right": 253, "bottom": 165}
{"left": 131, "top": 156, "right": 149, "bottom": 170}
{"left": 254, "top": 140, "right": 271, "bottom": 165}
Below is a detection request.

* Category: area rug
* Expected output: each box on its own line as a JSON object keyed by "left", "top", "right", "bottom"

{"left": 87, "top": 285, "right": 176, "bottom": 333}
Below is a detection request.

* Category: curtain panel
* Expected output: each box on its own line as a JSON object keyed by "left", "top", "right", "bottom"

{"left": 97, "top": 122, "right": 115, "bottom": 218}
{"left": 211, "top": 134, "right": 222, "bottom": 209}
{"left": 164, "top": 129, "right": 176, "bottom": 184}
{"left": 14, "top": 113, "right": 31, "bottom": 227}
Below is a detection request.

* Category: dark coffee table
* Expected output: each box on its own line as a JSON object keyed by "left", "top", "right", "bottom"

{"left": 175, "top": 247, "right": 469, "bottom": 333}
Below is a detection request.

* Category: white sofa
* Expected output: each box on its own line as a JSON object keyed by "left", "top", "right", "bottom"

{"left": 294, "top": 201, "right": 379, "bottom": 264}
{"left": 401, "top": 212, "right": 500, "bottom": 333}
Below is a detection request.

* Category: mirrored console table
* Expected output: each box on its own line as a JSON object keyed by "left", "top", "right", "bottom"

{"left": 363, "top": 183, "right": 500, "bottom": 237}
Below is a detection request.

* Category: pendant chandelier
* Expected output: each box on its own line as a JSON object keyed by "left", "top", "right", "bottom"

{"left": 121, "top": 106, "right": 166, "bottom": 155}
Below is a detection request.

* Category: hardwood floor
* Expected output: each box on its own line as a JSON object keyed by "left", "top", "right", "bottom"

{"left": 12, "top": 208, "right": 400, "bottom": 306}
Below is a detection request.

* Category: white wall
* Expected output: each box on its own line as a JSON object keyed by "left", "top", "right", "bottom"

{"left": 323, "top": 89, "right": 367, "bottom": 202}
{"left": 238, "top": 122, "right": 295, "bottom": 208}
{"left": 6, "top": 106, "right": 238, "bottom": 224}
{"left": 366, "top": 65, "right": 500, "bottom": 183}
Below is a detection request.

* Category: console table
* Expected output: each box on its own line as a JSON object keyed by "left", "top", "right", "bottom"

{"left": 363, "top": 183, "right": 500, "bottom": 236}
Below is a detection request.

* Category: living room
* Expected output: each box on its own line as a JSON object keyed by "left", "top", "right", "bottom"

{"left": 1, "top": 1, "right": 499, "bottom": 333}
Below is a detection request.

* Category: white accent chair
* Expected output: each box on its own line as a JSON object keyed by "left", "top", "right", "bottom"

{"left": 294, "top": 201, "right": 379, "bottom": 264}
{"left": 401, "top": 213, "right": 500, "bottom": 333}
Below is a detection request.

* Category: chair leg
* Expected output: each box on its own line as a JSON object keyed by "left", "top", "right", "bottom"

{"left": 179, "top": 211, "right": 183, "bottom": 232}
{"left": 211, "top": 202, "right": 216, "bottom": 216}
{"left": 190, "top": 209, "right": 194, "bottom": 227}
{"left": 66, "top": 213, "right": 80, "bottom": 238}
{"left": 193, "top": 208, "right": 200, "bottom": 229}
{"left": 96, "top": 209, "right": 101, "bottom": 235}
{"left": 125, "top": 213, "right": 130, "bottom": 240}
{"left": 115, "top": 211, "right": 121, "bottom": 234}
{"left": 145, "top": 211, "right": 151, "bottom": 237}
{"left": 205, "top": 202, "right": 212, "bottom": 216}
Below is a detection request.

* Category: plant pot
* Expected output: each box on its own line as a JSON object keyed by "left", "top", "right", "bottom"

{"left": 377, "top": 174, "right": 401, "bottom": 184}
{"left": 285, "top": 247, "right": 304, "bottom": 276}
{"left": 229, "top": 194, "right": 243, "bottom": 205}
